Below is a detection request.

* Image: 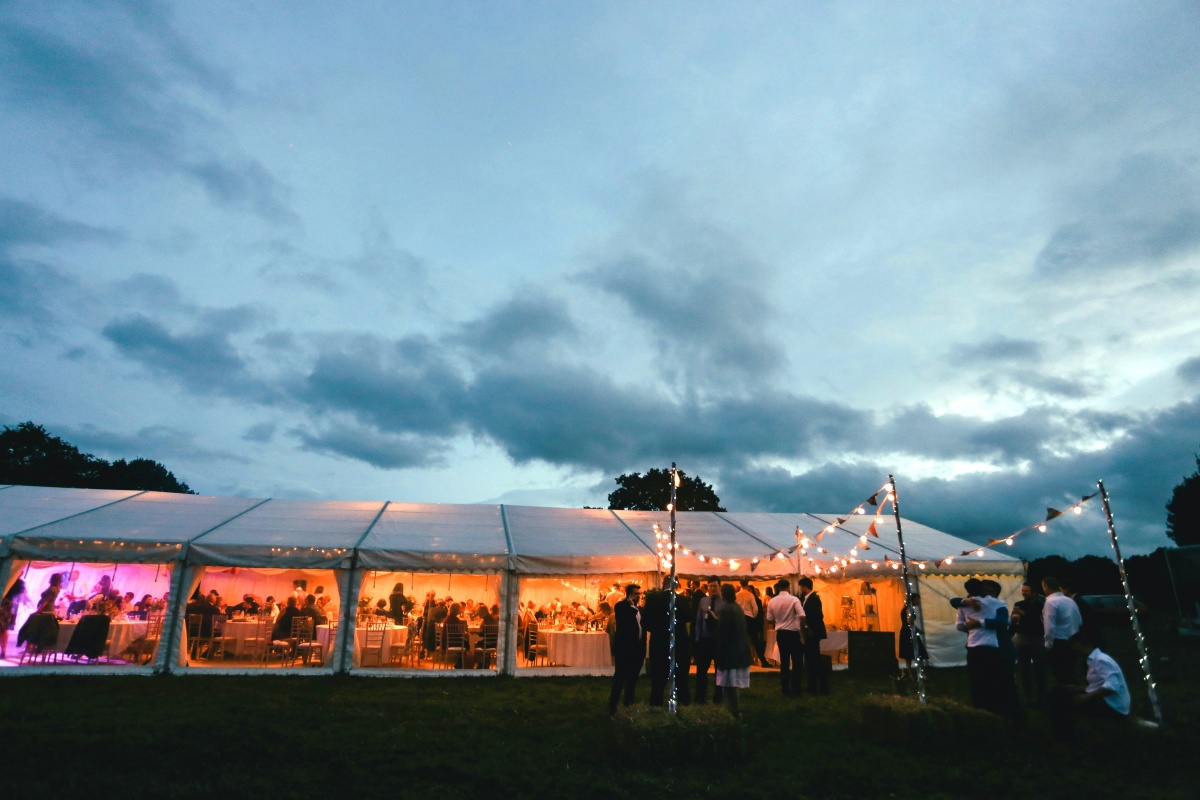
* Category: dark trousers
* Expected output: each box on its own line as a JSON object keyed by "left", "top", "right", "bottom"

{"left": 1016, "top": 639, "right": 1048, "bottom": 702}
{"left": 749, "top": 616, "right": 767, "bottom": 666}
{"left": 799, "top": 637, "right": 828, "bottom": 694}
{"left": 966, "top": 645, "right": 1001, "bottom": 711}
{"left": 776, "top": 629, "right": 802, "bottom": 694}
{"left": 608, "top": 651, "right": 644, "bottom": 713}
{"left": 693, "top": 637, "right": 722, "bottom": 703}
{"left": 1048, "top": 641, "right": 1076, "bottom": 686}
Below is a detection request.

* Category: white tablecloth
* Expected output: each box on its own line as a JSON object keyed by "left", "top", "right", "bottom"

{"left": 766, "top": 629, "right": 849, "bottom": 663}
{"left": 56, "top": 619, "right": 148, "bottom": 660}
{"left": 317, "top": 625, "right": 408, "bottom": 667}
{"left": 221, "top": 620, "right": 272, "bottom": 655}
{"left": 540, "top": 630, "right": 612, "bottom": 668}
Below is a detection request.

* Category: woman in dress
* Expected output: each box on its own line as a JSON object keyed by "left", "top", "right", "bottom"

{"left": 1, "top": 578, "right": 30, "bottom": 659}
{"left": 715, "top": 583, "right": 752, "bottom": 717}
{"left": 37, "top": 572, "right": 62, "bottom": 613}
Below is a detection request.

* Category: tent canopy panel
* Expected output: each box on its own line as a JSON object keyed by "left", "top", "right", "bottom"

{"left": 186, "top": 498, "right": 383, "bottom": 568}
{"left": 0, "top": 485, "right": 141, "bottom": 535}
{"left": 504, "top": 506, "right": 658, "bottom": 575}
{"left": 357, "top": 503, "right": 508, "bottom": 571}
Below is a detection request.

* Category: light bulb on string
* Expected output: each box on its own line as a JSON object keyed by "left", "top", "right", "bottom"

{"left": 1037, "top": 524, "right": 1047, "bottom": 533}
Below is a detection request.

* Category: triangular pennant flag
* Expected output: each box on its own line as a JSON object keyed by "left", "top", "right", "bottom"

{"left": 749, "top": 560, "right": 759, "bottom": 573}
{"left": 1046, "top": 508, "right": 1063, "bottom": 521}
{"left": 936, "top": 558, "right": 947, "bottom": 568}
{"left": 836, "top": 517, "right": 847, "bottom": 526}
{"left": 867, "top": 521, "right": 878, "bottom": 537}
{"left": 987, "top": 538, "right": 1003, "bottom": 546}
{"left": 961, "top": 549, "right": 975, "bottom": 557}
{"left": 867, "top": 493, "right": 879, "bottom": 506}
{"left": 815, "top": 531, "right": 825, "bottom": 542}
{"left": 1082, "top": 491, "right": 1098, "bottom": 501}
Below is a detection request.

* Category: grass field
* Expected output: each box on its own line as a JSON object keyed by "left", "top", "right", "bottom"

{"left": 3, "top": 619, "right": 1196, "bottom": 799}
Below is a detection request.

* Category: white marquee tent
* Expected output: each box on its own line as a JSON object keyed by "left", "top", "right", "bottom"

{"left": 0, "top": 484, "right": 1024, "bottom": 674}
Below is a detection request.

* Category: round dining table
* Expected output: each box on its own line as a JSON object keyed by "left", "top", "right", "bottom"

{"left": 55, "top": 618, "right": 148, "bottom": 661}
{"left": 539, "top": 629, "right": 612, "bottom": 668}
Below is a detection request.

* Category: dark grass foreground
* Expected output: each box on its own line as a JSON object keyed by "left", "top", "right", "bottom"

{"left": 3, "top": 621, "right": 1198, "bottom": 799}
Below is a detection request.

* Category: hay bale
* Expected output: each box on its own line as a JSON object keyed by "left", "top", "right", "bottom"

{"left": 611, "top": 705, "right": 744, "bottom": 764}
{"left": 860, "top": 694, "right": 999, "bottom": 747}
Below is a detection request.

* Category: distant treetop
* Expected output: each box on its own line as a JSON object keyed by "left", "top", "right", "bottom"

{"left": 607, "top": 467, "right": 724, "bottom": 512}
{"left": 0, "top": 422, "right": 194, "bottom": 494}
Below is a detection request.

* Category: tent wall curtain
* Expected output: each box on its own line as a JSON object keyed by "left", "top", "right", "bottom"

{"left": 337, "top": 566, "right": 364, "bottom": 673}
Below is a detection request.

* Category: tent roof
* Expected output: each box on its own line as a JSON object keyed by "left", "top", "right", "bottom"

{"left": 0, "top": 486, "right": 1023, "bottom": 576}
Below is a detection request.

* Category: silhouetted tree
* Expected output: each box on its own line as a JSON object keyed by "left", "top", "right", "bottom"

{"left": 1166, "top": 455, "right": 1200, "bottom": 546}
{"left": 0, "top": 422, "right": 193, "bottom": 493}
{"left": 607, "top": 467, "right": 724, "bottom": 512}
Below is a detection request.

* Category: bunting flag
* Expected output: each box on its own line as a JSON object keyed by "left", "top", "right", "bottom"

{"left": 866, "top": 520, "right": 878, "bottom": 537}
{"left": 1046, "top": 508, "right": 1063, "bottom": 521}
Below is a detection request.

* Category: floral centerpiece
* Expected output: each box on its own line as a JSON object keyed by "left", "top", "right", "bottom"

{"left": 357, "top": 596, "right": 373, "bottom": 625}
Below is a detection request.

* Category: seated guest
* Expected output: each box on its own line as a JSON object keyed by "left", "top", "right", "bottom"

{"left": 317, "top": 595, "right": 336, "bottom": 621}
{"left": 88, "top": 575, "right": 114, "bottom": 605}
{"left": 121, "top": 592, "right": 135, "bottom": 611}
{"left": 373, "top": 599, "right": 391, "bottom": 618}
{"left": 443, "top": 602, "right": 469, "bottom": 661}
{"left": 1048, "top": 626, "right": 1131, "bottom": 737}
{"left": 272, "top": 597, "right": 301, "bottom": 641}
{"left": 300, "top": 594, "right": 322, "bottom": 629}
{"left": 135, "top": 594, "right": 155, "bottom": 614}
{"left": 261, "top": 596, "right": 279, "bottom": 618}
{"left": 227, "top": 594, "right": 261, "bottom": 617}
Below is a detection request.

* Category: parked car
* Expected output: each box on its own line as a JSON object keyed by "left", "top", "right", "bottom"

{"left": 1079, "top": 594, "right": 1148, "bottom": 624}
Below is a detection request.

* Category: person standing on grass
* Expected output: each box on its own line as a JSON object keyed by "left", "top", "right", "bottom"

{"left": 1011, "top": 580, "right": 1048, "bottom": 704}
{"left": 715, "top": 583, "right": 752, "bottom": 718}
{"left": 608, "top": 583, "right": 646, "bottom": 715}
{"left": 1042, "top": 576, "right": 1082, "bottom": 686}
{"left": 766, "top": 578, "right": 805, "bottom": 696}
{"left": 797, "top": 577, "right": 829, "bottom": 695}
{"left": 693, "top": 580, "right": 725, "bottom": 705}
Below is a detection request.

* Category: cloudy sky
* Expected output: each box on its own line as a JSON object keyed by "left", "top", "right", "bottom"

{"left": 3, "top": 1, "right": 1198, "bottom": 557}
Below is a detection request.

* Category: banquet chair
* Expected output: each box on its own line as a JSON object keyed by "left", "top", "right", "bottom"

{"left": 296, "top": 617, "right": 325, "bottom": 666}
{"left": 17, "top": 613, "right": 61, "bottom": 665}
{"left": 185, "top": 614, "right": 204, "bottom": 660}
{"left": 527, "top": 622, "right": 548, "bottom": 666}
{"left": 476, "top": 623, "right": 499, "bottom": 670}
{"left": 405, "top": 623, "right": 424, "bottom": 667}
{"left": 439, "top": 624, "right": 466, "bottom": 670}
{"left": 360, "top": 620, "right": 387, "bottom": 667}
{"left": 64, "top": 614, "right": 110, "bottom": 663}
{"left": 207, "top": 616, "right": 234, "bottom": 660}
{"left": 120, "top": 612, "right": 162, "bottom": 664}
{"left": 241, "top": 617, "right": 272, "bottom": 663}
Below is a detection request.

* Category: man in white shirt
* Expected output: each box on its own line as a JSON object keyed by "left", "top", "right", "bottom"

{"left": 766, "top": 578, "right": 806, "bottom": 696}
{"left": 955, "top": 578, "right": 1001, "bottom": 711}
{"left": 1049, "top": 627, "right": 1131, "bottom": 736}
{"left": 1041, "top": 576, "right": 1082, "bottom": 686}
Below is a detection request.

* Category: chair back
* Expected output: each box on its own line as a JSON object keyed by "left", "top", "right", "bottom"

{"left": 364, "top": 625, "right": 385, "bottom": 649}
{"left": 481, "top": 623, "right": 499, "bottom": 649}
{"left": 290, "top": 616, "right": 313, "bottom": 642}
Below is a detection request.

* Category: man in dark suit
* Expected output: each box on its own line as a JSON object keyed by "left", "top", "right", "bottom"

{"left": 608, "top": 583, "right": 646, "bottom": 715}
{"left": 797, "top": 577, "right": 829, "bottom": 695}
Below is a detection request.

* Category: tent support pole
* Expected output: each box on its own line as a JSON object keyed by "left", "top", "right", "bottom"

{"left": 889, "top": 474, "right": 928, "bottom": 704}
{"left": 155, "top": 556, "right": 190, "bottom": 675}
{"left": 500, "top": 570, "right": 520, "bottom": 676}
{"left": 1099, "top": 479, "right": 1163, "bottom": 726}
{"left": 666, "top": 464, "right": 680, "bottom": 714}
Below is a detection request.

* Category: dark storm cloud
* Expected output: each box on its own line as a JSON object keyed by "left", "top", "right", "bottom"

{"left": 61, "top": 422, "right": 249, "bottom": 464}
{"left": 293, "top": 424, "right": 444, "bottom": 470}
{"left": 719, "top": 396, "right": 1200, "bottom": 556}
{"left": 0, "top": 197, "right": 124, "bottom": 248}
{"left": 186, "top": 159, "right": 295, "bottom": 225}
{"left": 882, "top": 405, "right": 1067, "bottom": 465}
{"left": 949, "top": 336, "right": 1042, "bottom": 365}
{"left": 580, "top": 210, "right": 785, "bottom": 384}
{"left": 0, "top": 258, "right": 77, "bottom": 329}
{"left": 1036, "top": 155, "right": 1200, "bottom": 276}
{"left": 101, "top": 312, "right": 262, "bottom": 396}
{"left": 242, "top": 422, "right": 277, "bottom": 444}
{"left": 1006, "top": 371, "right": 1096, "bottom": 400}
{"left": 451, "top": 294, "right": 577, "bottom": 359}
{"left": 0, "top": 198, "right": 120, "bottom": 329}
{"left": 0, "top": 8, "right": 293, "bottom": 223}
{"left": 1178, "top": 356, "right": 1200, "bottom": 384}
{"left": 296, "top": 336, "right": 470, "bottom": 438}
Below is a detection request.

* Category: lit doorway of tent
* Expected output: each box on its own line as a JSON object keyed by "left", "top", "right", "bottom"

{"left": 2, "top": 560, "right": 173, "bottom": 668}
{"left": 352, "top": 571, "right": 501, "bottom": 672}
{"left": 179, "top": 567, "right": 340, "bottom": 669}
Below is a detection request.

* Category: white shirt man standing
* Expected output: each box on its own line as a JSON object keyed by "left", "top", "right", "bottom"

{"left": 1041, "top": 576, "right": 1082, "bottom": 686}
{"left": 766, "top": 578, "right": 805, "bottom": 696}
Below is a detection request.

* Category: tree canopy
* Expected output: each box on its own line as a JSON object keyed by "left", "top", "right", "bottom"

{"left": 0, "top": 422, "right": 194, "bottom": 494}
{"left": 606, "top": 467, "right": 724, "bottom": 512}
{"left": 1166, "top": 455, "right": 1200, "bottom": 547}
